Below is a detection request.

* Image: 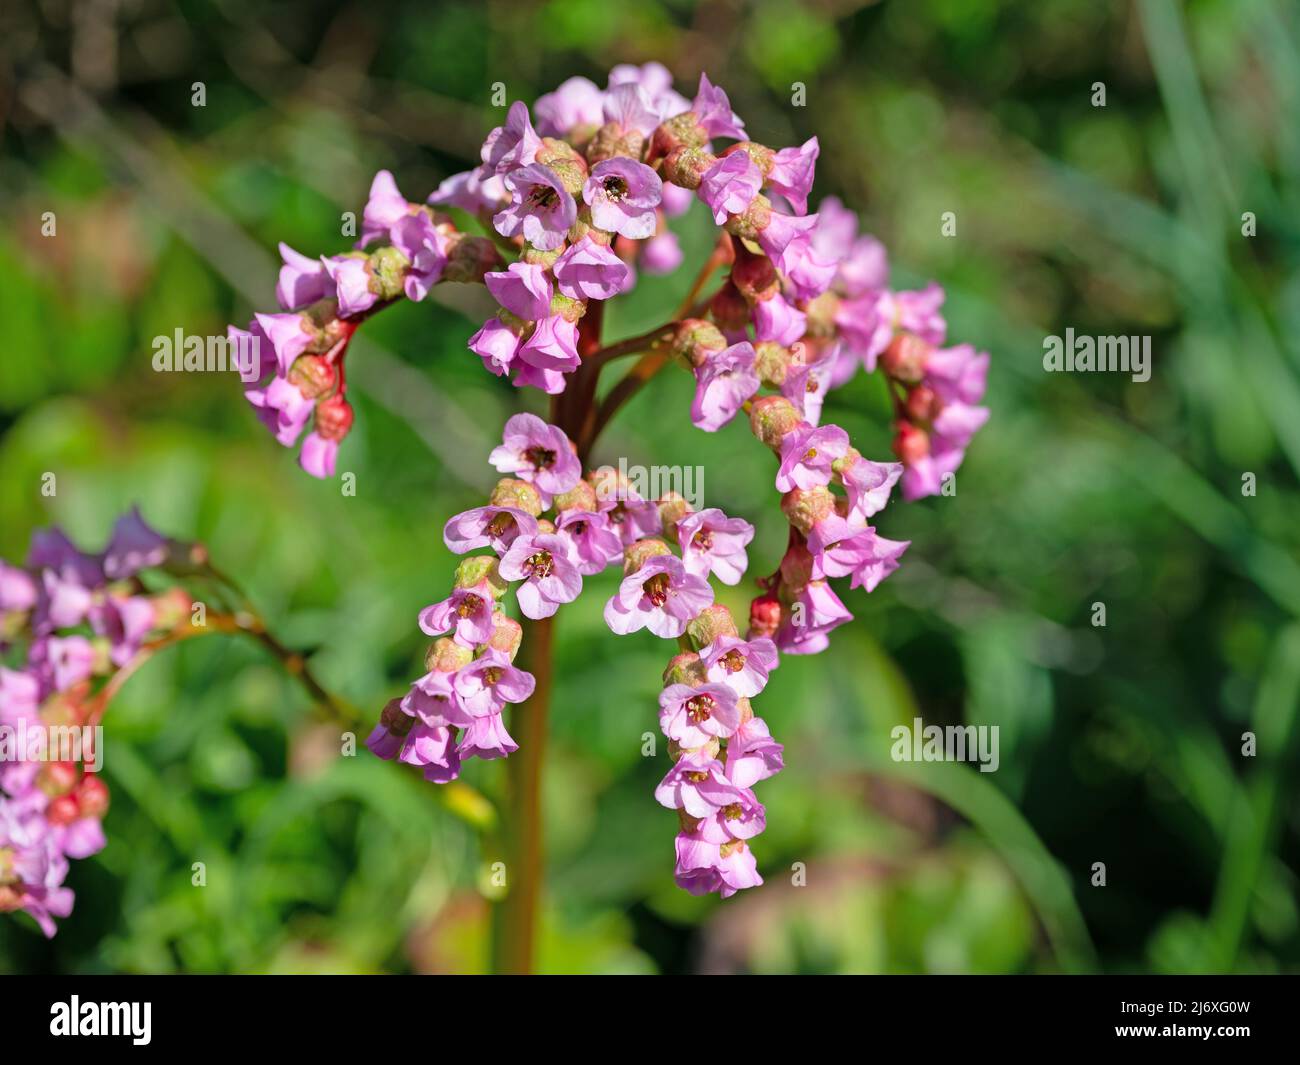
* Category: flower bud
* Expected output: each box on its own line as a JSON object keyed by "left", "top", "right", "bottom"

{"left": 730, "top": 247, "right": 779, "bottom": 302}
{"left": 779, "top": 540, "right": 815, "bottom": 591}
{"left": 709, "top": 282, "right": 750, "bottom": 332}
{"left": 662, "top": 651, "right": 707, "bottom": 687}
{"left": 553, "top": 479, "right": 597, "bottom": 513}
{"left": 749, "top": 395, "right": 802, "bottom": 449}
{"left": 40, "top": 761, "right": 78, "bottom": 797}
{"left": 667, "top": 736, "right": 720, "bottom": 763}
{"left": 368, "top": 245, "right": 411, "bottom": 301}
{"left": 536, "top": 138, "right": 589, "bottom": 184}
{"left": 425, "top": 638, "right": 473, "bottom": 673}
{"left": 76, "top": 775, "right": 110, "bottom": 819}
{"left": 550, "top": 292, "right": 587, "bottom": 324}
{"left": 443, "top": 234, "right": 504, "bottom": 284}
{"left": 881, "top": 332, "right": 931, "bottom": 384}
{"left": 454, "top": 556, "right": 507, "bottom": 598}
{"left": 748, "top": 593, "right": 782, "bottom": 637}
{"left": 379, "top": 697, "right": 416, "bottom": 735}
{"left": 754, "top": 341, "right": 791, "bottom": 387}
{"left": 46, "top": 794, "right": 80, "bottom": 827}
{"left": 587, "top": 123, "right": 646, "bottom": 165}
{"left": 661, "top": 145, "right": 716, "bottom": 190}
{"left": 522, "top": 246, "right": 563, "bottom": 268}
{"left": 685, "top": 604, "right": 739, "bottom": 650}
{"left": 490, "top": 478, "right": 544, "bottom": 517}
{"left": 485, "top": 613, "right": 524, "bottom": 659}
{"left": 893, "top": 422, "right": 930, "bottom": 465}
{"left": 624, "top": 538, "right": 672, "bottom": 574}
{"left": 802, "top": 291, "right": 839, "bottom": 337}
{"left": 315, "top": 394, "right": 354, "bottom": 441}
{"left": 723, "top": 194, "right": 772, "bottom": 244}
{"left": 657, "top": 492, "right": 693, "bottom": 536}
{"left": 650, "top": 113, "right": 708, "bottom": 161}
{"left": 668, "top": 318, "right": 726, "bottom": 369}
{"left": 780, "top": 485, "right": 835, "bottom": 535}
{"left": 721, "top": 141, "right": 775, "bottom": 173}
{"left": 288, "top": 355, "right": 337, "bottom": 399}
{"left": 906, "top": 384, "right": 941, "bottom": 423}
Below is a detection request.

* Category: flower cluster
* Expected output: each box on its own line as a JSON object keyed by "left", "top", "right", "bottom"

{"left": 237, "top": 64, "right": 991, "bottom": 900}
{"left": 0, "top": 509, "right": 178, "bottom": 936}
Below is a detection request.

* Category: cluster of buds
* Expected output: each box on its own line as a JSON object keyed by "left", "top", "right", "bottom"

{"left": 0, "top": 509, "right": 183, "bottom": 936}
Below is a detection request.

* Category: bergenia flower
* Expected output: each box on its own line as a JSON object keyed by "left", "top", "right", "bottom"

{"left": 556, "top": 510, "right": 623, "bottom": 576}
{"left": 443, "top": 506, "right": 538, "bottom": 555}
{"left": 489, "top": 413, "right": 582, "bottom": 497}
{"left": 691, "top": 342, "right": 760, "bottom": 432}
{"left": 658, "top": 682, "right": 742, "bottom": 747}
{"left": 481, "top": 101, "right": 541, "bottom": 175}
{"left": 654, "top": 754, "right": 744, "bottom": 817}
{"left": 102, "top": 507, "right": 168, "bottom": 579}
{"left": 553, "top": 236, "right": 630, "bottom": 300}
{"left": 583, "top": 158, "right": 663, "bottom": 239}
{"left": 766, "top": 137, "right": 820, "bottom": 215}
{"left": 485, "top": 261, "right": 553, "bottom": 321}
{"left": 517, "top": 315, "right": 580, "bottom": 375}
{"left": 453, "top": 648, "right": 537, "bottom": 717}
{"left": 418, "top": 585, "right": 497, "bottom": 646}
{"left": 604, "top": 555, "right": 713, "bottom": 639}
{"left": 724, "top": 717, "right": 785, "bottom": 788}
{"left": 675, "top": 508, "right": 754, "bottom": 585}
{"left": 775, "top": 423, "right": 851, "bottom": 491}
{"left": 496, "top": 532, "right": 583, "bottom": 620}
{"left": 700, "top": 636, "right": 778, "bottom": 698}
{"left": 322, "top": 255, "right": 377, "bottom": 317}
{"left": 817, "top": 528, "right": 910, "bottom": 592}
{"left": 469, "top": 316, "right": 521, "bottom": 377}
{"left": 276, "top": 243, "right": 331, "bottom": 310}
{"left": 495, "top": 164, "right": 577, "bottom": 252}
{"left": 534, "top": 76, "right": 605, "bottom": 137}
{"left": 699, "top": 152, "right": 763, "bottom": 223}
{"left": 358, "top": 169, "right": 410, "bottom": 248}
{"left": 691, "top": 73, "right": 745, "bottom": 140}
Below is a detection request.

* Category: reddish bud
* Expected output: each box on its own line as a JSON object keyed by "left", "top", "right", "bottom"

{"left": 315, "top": 394, "right": 354, "bottom": 441}
{"left": 881, "top": 332, "right": 931, "bottom": 384}
{"left": 893, "top": 422, "right": 931, "bottom": 465}
{"left": 749, "top": 593, "right": 782, "bottom": 637}
{"left": 76, "top": 775, "right": 110, "bottom": 819}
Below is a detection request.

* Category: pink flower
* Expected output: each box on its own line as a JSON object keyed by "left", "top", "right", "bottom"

{"left": 391, "top": 214, "right": 447, "bottom": 302}
{"left": 443, "top": 506, "right": 539, "bottom": 555}
{"left": 776, "top": 579, "right": 852, "bottom": 655}
{"left": 676, "top": 508, "right": 753, "bottom": 585}
{"left": 358, "top": 170, "right": 410, "bottom": 248}
{"left": 103, "top": 507, "right": 168, "bottom": 580}
{"left": 640, "top": 229, "right": 682, "bottom": 274}
{"left": 458, "top": 713, "right": 518, "bottom": 761}
{"left": 695, "top": 786, "right": 766, "bottom": 843}
{"left": 766, "top": 137, "right": 819, "bottom": 215}
{"left": 0, "top": 562, "right": 37, "bottom": 613}
{"left": 691, "top": 73, "right": 746, "bottom": 140}
{"left": 890, "top": 283, "right": 947, "bottom": 346}
{"left": 601, "top": 82, "right": 661, "bottom": 140}
{"left": 494, "top": 164, "right": 577, "bottom": 252}
{"left": 401, "top": 669, "right": 473, "bottom": 728}
{"left": 699, "top": 635, "right": 778, "bottom": 698}
{"left": 322, "top": 255, "right": 377, "bottom": 317}
{"left": 512, "top": 362, "right": 569, "bottom": 395}
{"left": 403, "top": 723, "right": 463, "bottom": 782}
{"left": 429, "top": 166, "right": 505, "bottom": 213}
{"left": 817, "top": 528, "right": 909, "bottom": 591}
{"left": 89, "top": 593, "right": 155, "bottom": 666}
{"left": 654, "top": 754, "right": 744, "bottom": 817}
{"left": 923, "top": 343, "right": 989, "bottom": 406}
{"left": 469, "top": 316, "right": 521, "bottom": 377}
{"left": 775, "top": 423, "right": 850, "bottom": 491}
{"left": 584, "top": 158, "right": 662, "bottom": 239}
{"left": 276, "top": 243, "right": 331, "bottom": 310}
{"left": 534, "top": 77, "right": 605, "bottom": 137}
{"left": 604, "top": 555, "right": 713, "bottom": 639}
{"left": 780, "top": 359, "right": 832, "bottom": 426}
{"left": 556, "top": 510, "right": 623, "bottom": 576}
{"left": 497, "top": 532, "right": 583, "bottom": 620}
{"left": 674, "top": 834, "right": 762, "bottom": 898}
{"left": 757, "top": 211, "right": 819, "bottom": 275}
{"left": 517, "top": 315, "right": 580, "bottom": 374}
{"left": 489, "top": 413, "right": 582, "bottom": 498}
{"left": 840, "top": 455, "right": 902, "bottom": 523}
{"left": 418, "top": 585, "right": 497, "bottom": 646}
{"left": 245, "top": 374, "right": 314, "bottom": 448}
{"left": 698, "top": 152, "right": 762, "bottom": 223}
{"left": 453, "top": 648, "right": 536, "bottom": 716}
{"left": 753, "top": 293, "right": 806, "bottom": 348}
{"left": 485, "top": 262, "right": 553, "bottom": 321}
{"left": 298, "top": 432, "right": 339, "bottom": 479}
{"left": 46, "top": 635, "right": 95, "bottom": 691}
{"left": 658, "top": 682, "right": 742, "bottom": 747}
{"left": 691, "top": 342, "right": 760, "bottom": 432}
{"left": 724, "top": 717, "right": 785, "bottom": 788}
{"left": 481, "top": 101, "right": 541, "bottom": 175}
{"left": 553, "top": 236, "right": 630, "bottom": 300}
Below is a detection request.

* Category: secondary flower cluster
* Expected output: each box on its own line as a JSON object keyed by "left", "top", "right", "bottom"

{"left": 0, "top": 510, "right": 178, "bottom": 936}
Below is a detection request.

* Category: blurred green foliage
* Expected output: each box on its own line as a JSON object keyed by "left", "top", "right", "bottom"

{"left": 1, "top": 0, "right": 1298, "bottom": 973}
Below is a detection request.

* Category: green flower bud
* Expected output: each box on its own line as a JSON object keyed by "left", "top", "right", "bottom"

{"left": 780, "top": 486, "right": 835, "bottom": 535}
{"left": 662, "top": 651, "right": 707, "bottom": 687}
{"left": 368, "top": 245, "right": 410, "bottom": 300}
{"left": 685, "top": 604, "right": 739, "bottom": 651}
{"left": 425, "top": 638, "right": 474, "bottom": 673}
{"left": 454, "top": 556, "right": 507, "bottom": 598}
{"left": 490, "top": 478, "right": 544, "bottom": 517}
{"left": 749, "top": 395, "right": 802, "bottom": 449}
